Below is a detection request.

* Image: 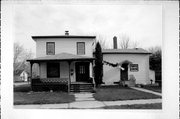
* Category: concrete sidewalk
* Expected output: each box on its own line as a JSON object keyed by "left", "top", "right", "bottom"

{"left": 14, "top": 98, "right": 162, "bottom": 109}
{"left": 130, "top": 87, "right": 162, "bottom": 96}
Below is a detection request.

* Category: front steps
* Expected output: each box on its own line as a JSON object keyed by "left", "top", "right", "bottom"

{"left": 70, "top": 82, "right": 94, "bottom": 92}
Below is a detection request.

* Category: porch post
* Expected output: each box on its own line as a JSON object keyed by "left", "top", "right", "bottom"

{"left": 91, "top": 60, "right": 96, "bottom": 90}
{"left": 30, "top": 62, "right": 33, "bottom": 88}
{"left": 119, "top": 65, "right": 121, "bottom": 85}
{"left": 68, "top": 61, "right": 71, "bottom": 93}
{"left": 38, "top": 62, "right": 41, "bottom": 78}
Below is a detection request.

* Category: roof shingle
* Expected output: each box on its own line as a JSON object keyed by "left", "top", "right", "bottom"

{"left": 101, "top": 48, "right": 151, "bottom": 54}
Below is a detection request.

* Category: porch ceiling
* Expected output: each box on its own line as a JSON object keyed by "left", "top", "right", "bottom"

{"left": 27, "top": 52, "right": 95, "bottom": 63}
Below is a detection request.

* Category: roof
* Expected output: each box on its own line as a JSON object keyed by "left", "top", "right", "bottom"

{"left": 101, "top": 48, "right": 151, "bottom": 54}
{"left": 27, "top": 53, "right": 95, "bottom": 62}
{"left": 32, "top": 35, "right": 96, "bottom": 40}
{"left": 20, "top": 71, "right": 28, "bottom": 75}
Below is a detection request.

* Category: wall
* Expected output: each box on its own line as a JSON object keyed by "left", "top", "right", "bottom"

{"left": 40, "top": 62, "right": 47, "bottom": 78}
{"left": 60, "top": 61, "right": 69, "bottom": 78}
{"left": 103, "top": 53, "right": 150, "bottom": 85}
{"left": 35, "top": 38, "right": 94, "bottom": 58}
{"left": 39, "top": 61, "right": 79, "bottom": 82}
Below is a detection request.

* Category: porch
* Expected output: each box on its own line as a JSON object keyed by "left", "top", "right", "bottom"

{"left": 27, "top": 53, "right": 95, "bottom": 92}
{"left": 31, "top": 78, "right": 94, "bottom": 92}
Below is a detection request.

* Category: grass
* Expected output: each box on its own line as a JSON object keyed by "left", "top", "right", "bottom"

{"left": 141, "top": 85, "right": 162, "bottom": 93}
{"left": 102, "top": 103, "right": 162, "bottom": 109}
{"left": 14, "top": 75, "right": 24, "bottom": 83}
{"left": 93, "top": 85, "right": 161, "bottom": 101}
{"left": 14, "top": 84, "right": 75, "bottom": 105}
{"left": 14, "top": 84, "right": 32, "bottom": 92}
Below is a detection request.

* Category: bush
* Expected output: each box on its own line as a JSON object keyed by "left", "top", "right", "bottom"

{"left": 94, "top": 42, "right": 103, "bottom": 87}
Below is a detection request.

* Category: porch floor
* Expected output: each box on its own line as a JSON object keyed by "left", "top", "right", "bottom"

{"left": 71, "top": 82, "right": 93, "bottom": 85}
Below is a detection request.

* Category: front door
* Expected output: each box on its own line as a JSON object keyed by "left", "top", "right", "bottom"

{"left": 121, "top": 63, "right": 128, "bottom": 81}
{"left": 75, "top": 62, "right": 89, "bottom": 82}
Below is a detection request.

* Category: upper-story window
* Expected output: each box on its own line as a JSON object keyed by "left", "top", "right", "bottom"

{"left": 77, "top": 42, "right": 85, "bottom": 55}
{"left": 46, "top": 42, "right": 55, "bottom": 55}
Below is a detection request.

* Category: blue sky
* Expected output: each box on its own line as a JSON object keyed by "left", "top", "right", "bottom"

{"left": 13, "top": 4, "right": 162, "bottom": 54}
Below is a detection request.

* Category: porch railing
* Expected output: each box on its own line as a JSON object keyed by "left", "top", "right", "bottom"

{"left": 31, "top": 78, "right": 68, "bottom": 85}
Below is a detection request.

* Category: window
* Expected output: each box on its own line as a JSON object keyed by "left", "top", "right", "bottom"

{"left": 46, "top": 42, "right": 55, "bottom": 55}
{"left": 47, "top": 63, "right": 60, "bottom": 78}
{"left": 77, "top": 42, "right": 85, "bottom": 55}
{"left": 79, "top": 65, "right": 85, "bottom": 74}
{"left": 130, "top": 64, "right": 139, "bottom": 72}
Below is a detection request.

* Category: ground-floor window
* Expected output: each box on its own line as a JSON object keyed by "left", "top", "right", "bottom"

{"left": 130, "top": 64, "right": 139, "bottom": 72}
{"left": 47, "top": 63, "right": 60, "bottom": 78}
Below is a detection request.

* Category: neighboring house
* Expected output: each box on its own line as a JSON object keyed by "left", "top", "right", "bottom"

{"left": 19, "top": 71, "right": 28, "bottom": 82}
{"left": 27, "top": 31, "right": 96, "bottom": 92}
{"left": 101, "top": 36, "right": 154, "bottom": 86}
{"left": 27, "top": 31, "right": 154, "bottom": 92}
{"left": 14, "top": 70, "right": 29, "bottom": 82}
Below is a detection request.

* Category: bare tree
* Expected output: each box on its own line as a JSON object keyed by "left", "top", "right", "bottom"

{"left": 14, "top": 42, "right": 24, "bottom": 63}
{"left": 14, "top": 42, "right": 33, "bottom": 75}
{"left": 95, "top": 35, "right": 108, "bottom": 49}
{"left": 131, "top": 41, "right": 139, "bottom": 48}
{"left": 148, "top": 46, "right": 161, "bottom": 54}
{"left": 119, "top": 34, "right": 130, "bottom": 49}
{"left": 118, "top": 34, "right": 140, "bottom": 49}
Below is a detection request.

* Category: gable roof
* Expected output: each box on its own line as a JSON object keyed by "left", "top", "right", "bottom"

{"left": 32, "top": 35, "right": 96, "bottom": 40}
{"left": 20, "top": 71, "right": 28, "bottom": 75}
{"left": 27, "top": 53, "right": 95, "bottom": 62}
{"left": 101, "top": 48, "right": 151, "bottom": 54}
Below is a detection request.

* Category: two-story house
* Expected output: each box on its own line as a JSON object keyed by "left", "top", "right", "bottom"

{"left": 27, "top": 31, "right": 155, "bottom": 92}
{"left": 27, "top": 31, "right": 96, "bottom": 92}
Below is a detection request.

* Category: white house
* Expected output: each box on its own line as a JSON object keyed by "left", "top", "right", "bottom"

{"left": 27, "top": 31, "right": 96, "bottom": 92}
{"left": 27, "top": 31, "right": 154, "bottom": 92}
{"left": 19, "top": 71, "right": 28, "bottom": 82}
{"left": 102, "top": 36, "right": 154, "bottom": 86}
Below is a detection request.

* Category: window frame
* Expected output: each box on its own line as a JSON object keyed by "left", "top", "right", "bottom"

{"left": 47, "top": 62, "right": 60, "bottom": 78}
{"left": 77, "top": 42, "right": 85, "bottom": 55}
{"left": 46, "top": 42, "right": 55, "bottom": 55}
{"left": 130, "top": 64, "right": 139, "bottom": 72}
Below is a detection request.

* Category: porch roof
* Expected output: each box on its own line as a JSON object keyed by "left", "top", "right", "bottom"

{"left": 27, "top": 53, "right": 95, "bottom": 62}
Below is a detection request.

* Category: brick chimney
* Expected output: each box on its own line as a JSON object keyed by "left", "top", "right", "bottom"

{"left": 65, "top": 31, "right": 69, "bottom": 35}
{"left": 113, "top": 36, "right": 117, "bottom": 49}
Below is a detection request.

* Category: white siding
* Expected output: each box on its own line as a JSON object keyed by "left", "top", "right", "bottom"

{"left": 34, "top": 37, "right": 94, "bottom": 81}
{"left": 39, "top": 61, "right": 78, "bottom": 82}
{"left": 103, "top": 54, "right": 150, "bottom": 85}
{"left": 60, "top": 62, "right": 69, "bottom": 78}
{"left": 103, "top": 65, "right": 120, "bottom": 85}
{"left": 59, "top": 61, "right": 76, "bottom": 82}
{"left": 40, "top": 62, "right": 47, "bottom": 78}
{"left": 35, "top": 38, "right": 94, "bottom": 58}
